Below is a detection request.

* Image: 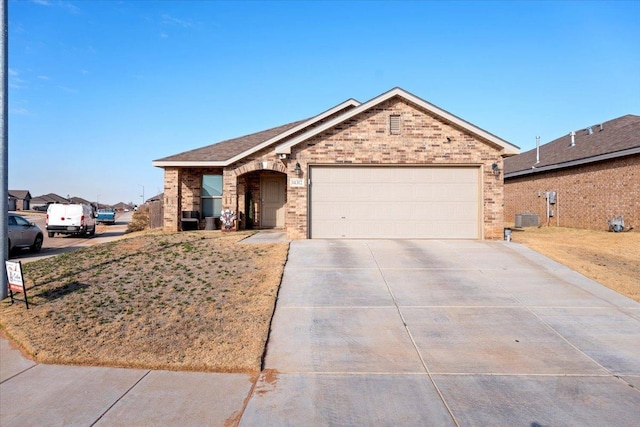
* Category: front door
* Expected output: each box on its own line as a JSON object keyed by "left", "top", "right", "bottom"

{"left": 261, "top": 175, "right": 286, "bottom": 228}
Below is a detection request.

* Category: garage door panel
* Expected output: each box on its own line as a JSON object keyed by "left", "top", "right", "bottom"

{"left": 311, "top": 166, "right": 480, "bottom": 239}
{"left": 351, "top": 184, "right": 375, "bottom": 202}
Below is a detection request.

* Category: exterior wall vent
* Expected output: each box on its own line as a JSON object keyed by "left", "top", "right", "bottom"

{"left": 390, "top": 115, "right": 401, "bottom": 135}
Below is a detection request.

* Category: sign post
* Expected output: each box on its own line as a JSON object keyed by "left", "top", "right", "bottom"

{"left": 5, "top": 260, "right": 28, "bottom": 309}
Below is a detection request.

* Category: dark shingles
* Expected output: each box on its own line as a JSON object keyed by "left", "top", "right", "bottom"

{"left": 505, "top": 115, "right": 640, "bottom": 174}
{"left": 154, "top": 119, "right": 308, "bottom": 163}
{"left": 8, "top": 190, "right": 31, "bottom": 200}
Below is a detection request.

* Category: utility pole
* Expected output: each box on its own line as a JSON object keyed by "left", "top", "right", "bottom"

{"left": 0, "top": 0, "right": 8, "bottom": 300}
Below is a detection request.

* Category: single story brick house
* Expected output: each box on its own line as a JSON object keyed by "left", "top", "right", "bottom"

{"left": 504, "top": 114, "right": 639, "bottom": 230}
{"left": 8, "top": 190, "right": 31, "bottom": 211}
{"left": 153, "top": 87, "right": 519, "bottom": 240}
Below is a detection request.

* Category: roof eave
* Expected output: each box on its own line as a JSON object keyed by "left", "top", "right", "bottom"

{"left": 505, "top": 146, "right": 640, "bottom": 179}
{"left": 276, "top": 87, "right": 520, "bottom": 155}
{"left": 152, "top": 161, "right": 227, "bottom": 168}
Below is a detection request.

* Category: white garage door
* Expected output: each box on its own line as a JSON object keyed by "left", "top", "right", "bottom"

{"left": 310, "top": 166, "right": 480, "bottom": 239}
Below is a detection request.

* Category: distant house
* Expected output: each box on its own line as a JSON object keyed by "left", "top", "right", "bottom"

{"left": 113, "top": 202, "right": 134, "bottom": 211}
{"left": 146, "top": 193, "right": 163, "bottom": 203}
{"left": 504, "top": 114, "right": 639, "bottom": 230}
{"left": 69, "top": 196, "right": 94, "bottom": 206}
{"left": 153, "top": 87, "right": 519, "bottom": 239}
{"left": 30, "top": 193, "right": 69, "bottom": 210}
{"left": 8, "top": 190, "right": 32, "bottom": 211}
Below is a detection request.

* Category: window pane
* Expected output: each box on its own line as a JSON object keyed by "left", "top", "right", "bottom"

{"left": 15, "top": 216, "right": 29, "bottom": 226}
{"left": 202, "top": 175, "right": 223, "bottom": 197}
{"left": 202, "top": 198, "right": 222, "bottom": 218}
{"left": 202, "top": 198, "right": 213, "bottom": 217}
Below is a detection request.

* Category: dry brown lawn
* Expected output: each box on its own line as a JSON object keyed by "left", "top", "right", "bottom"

{"left": 509, "top": 226, "right": 640, "bottom": 302}
{"left": 0, "top": 231, "right": 288, "bottom": 373}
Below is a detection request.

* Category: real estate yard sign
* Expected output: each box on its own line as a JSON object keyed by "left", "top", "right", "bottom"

{"left": 5, "top": 260, "right": 29, "bottom": 309}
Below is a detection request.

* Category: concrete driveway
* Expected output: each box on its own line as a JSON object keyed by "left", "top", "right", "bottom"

{"left": 241, "top": 240, "right": 640, "bottom": 426}
{"left": 2, "top": 239, "right": 639, "bottom": 426}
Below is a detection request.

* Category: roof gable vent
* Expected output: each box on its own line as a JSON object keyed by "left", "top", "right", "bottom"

{"left": 390, "top": 115, "right": 401, "bottom": 135}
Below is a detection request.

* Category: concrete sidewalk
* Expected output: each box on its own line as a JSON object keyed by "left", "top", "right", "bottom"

{"left": 2, "top": 240, "right": 639, "bottom": 426}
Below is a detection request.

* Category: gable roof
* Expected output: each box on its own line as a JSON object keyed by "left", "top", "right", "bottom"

{"left": 69, "top": 196, "right": 93, "bottom": 205}
{"left": 8, "top": 190, "right": 31, "bottom": 200}
{"left": 504, "top": 114, "right": 640, "bottom": 178}
{"left": 146, "top": 193, "right": 163, "bottom": 202}
{"left": 152, "top": 99, "right": 361, "bottom": 167}
{"left": 31, "top": 193, "right": 69, "bottom": 204}
{"left": 153, "top": 87, "right": 520, "bottom": 168}
{"left": 276, "top": 87, "right": 519, "bottom": 156}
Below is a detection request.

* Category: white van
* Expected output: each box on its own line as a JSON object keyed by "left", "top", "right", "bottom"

{"left": 46, "top": 203, "right": 97, "bottom": 238}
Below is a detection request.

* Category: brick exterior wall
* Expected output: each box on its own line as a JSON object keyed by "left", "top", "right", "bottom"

{"left": 504, "top": 155, "right": 639, "bottom": 230}
{"left": 163, "top": 167, "right": 224, "bottom": 232}
{"left": 285, "top": 97, "right": 507, "bottom": 239}
{"left": 164, "top": 97, "right": 509, "bottom": 239}
{"left": 163, "top": 168, "right": 180, "bottom": 232}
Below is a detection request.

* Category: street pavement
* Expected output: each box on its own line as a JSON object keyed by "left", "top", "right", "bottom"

{"left": 2, "top": 237, "right": 639, "bottom": 426}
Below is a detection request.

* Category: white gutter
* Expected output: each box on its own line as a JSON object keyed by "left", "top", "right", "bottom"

{"left": 152, "top": 160, "right": 227, "bottom": 168}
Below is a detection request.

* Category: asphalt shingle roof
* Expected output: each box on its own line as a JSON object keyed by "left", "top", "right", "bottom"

{"left": 154, "top": 119, "right": 308, "bottom": 163}
{"left": 8, "top": 190, "right": 31, "bottom": 200}
{"left": 505, "top": 114, "right": 640, "bottom": 176}
{"left": 31, "top": 193, "right": 70, "bottom": 204}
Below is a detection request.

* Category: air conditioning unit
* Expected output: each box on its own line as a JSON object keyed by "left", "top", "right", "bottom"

{"left": 608, "top": 215, "right": 624, "bottom": 232}
{"left": 515, "top": 213, "right": 540, "bottom": 228}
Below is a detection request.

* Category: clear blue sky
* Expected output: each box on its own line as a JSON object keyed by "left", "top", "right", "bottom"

{"left": 8, "top": 0, "right": 640, "bottom": 205}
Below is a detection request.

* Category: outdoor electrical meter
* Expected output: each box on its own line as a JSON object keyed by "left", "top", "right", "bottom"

{"left": 548, "top": 191, "right": 557, "bottom": 205}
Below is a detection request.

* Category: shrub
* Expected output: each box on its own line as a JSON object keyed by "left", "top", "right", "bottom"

{"left": 126, "top": 205, "right": 150, "bottom": 233}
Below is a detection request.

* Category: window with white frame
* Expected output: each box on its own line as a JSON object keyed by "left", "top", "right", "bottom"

{"left": 202, "top": 175, "right": 223, "bottom": 218}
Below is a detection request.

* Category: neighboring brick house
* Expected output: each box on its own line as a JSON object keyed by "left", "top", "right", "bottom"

{"left": 504, "top": 114, "right": 639, "bottom": 230}
{"left": 8, "top": 190, "right": 31, "bottom": 211}
{"left": 153, "top": 88, "right": 519, "bottom": 240}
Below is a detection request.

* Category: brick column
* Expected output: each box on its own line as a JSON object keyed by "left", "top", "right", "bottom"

{"left": 163, "top": 168, "right": 181, "bottom": 232}
{"left": 222, "top": 170, "right": 238, "bottom": 230}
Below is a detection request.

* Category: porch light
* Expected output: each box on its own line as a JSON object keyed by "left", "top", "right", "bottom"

{"left": 294, "top": 162, "right": 302, "bottom": 176}
{"left": 491, "top": 162, "right": 501, "bottom": 177}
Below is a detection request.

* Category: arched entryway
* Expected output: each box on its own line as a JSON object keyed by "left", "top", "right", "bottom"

{"left": 234, "top": 160, "right": 288, "bottom": 231}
